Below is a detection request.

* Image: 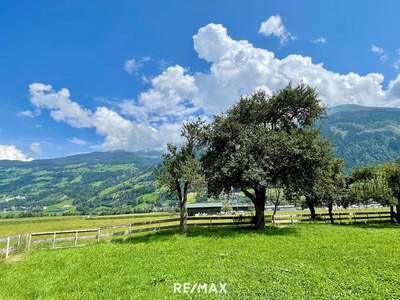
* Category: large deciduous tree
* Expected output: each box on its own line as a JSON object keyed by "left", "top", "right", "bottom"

{"left": 200, "top": 84, "right": 327, "bottom": 229}
{"left": 156, "top": 121, "right": 204, "bottom": 235}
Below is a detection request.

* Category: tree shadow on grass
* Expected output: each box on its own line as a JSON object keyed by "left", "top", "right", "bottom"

{"left": 112, "top": 225, "right": 298, "bottom": 245}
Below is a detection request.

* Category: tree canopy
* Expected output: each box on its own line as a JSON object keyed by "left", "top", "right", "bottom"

{"left": 156, "top": 120, "right": 204, "bottom": 234}
{"left": 200, "top": 84, "right": 329, "bottom": 229}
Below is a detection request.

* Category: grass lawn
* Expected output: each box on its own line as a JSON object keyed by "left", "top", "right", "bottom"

{"left": 0, "top": 213, "right": 174, "bottom": 236}
{"left": 0, "top": 223, "right": 399, "bottom": 299}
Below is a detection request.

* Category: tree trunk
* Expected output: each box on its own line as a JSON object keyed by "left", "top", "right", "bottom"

{"left": 242, "top": 187, "right": 266, "bottom": 230}
{"left": 327, "top": 202, "right": 334, "bottom": 224}
{"left": 396, "top": 204, "right": 400, "bottom": 223}
{"left": 309, "top": 203, "right": 316, "bottom": 221}
{"left": 271, "top": 188, "right": 282, "bottom": 224}
{"left": 177, "top": 181, "right": 188, "bottom": 235}
{"left": 390, "top": 205, "right": 395, "bottom": 222}
{"left": 179, "top": 201, "right": 187, "bottom": 235}
{"left": 272, "top": 200, "right": 279, "bottom": 224}
{"left": 254, "top": 188, "right": 266, "bottom": 230}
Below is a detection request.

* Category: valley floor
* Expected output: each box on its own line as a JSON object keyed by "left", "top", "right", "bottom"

{"left": 0, "top": 223, "right": 399, "bottom": 299}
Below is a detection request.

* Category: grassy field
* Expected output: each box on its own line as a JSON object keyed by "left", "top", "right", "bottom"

{"left": 0, "top": 207, "right": 390, "bottom": 237}
{"left": 0, "top": 213, "right": 174, "bottom": 236}
{"left": 0, "top": 223, "right": 399, "bottom": 299}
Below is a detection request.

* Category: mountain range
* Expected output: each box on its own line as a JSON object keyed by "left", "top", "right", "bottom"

{"left": 323, "top": 104, "right": 400, "bottom": 170}
{"left": 1, "top": 104, "right": 400, "bottom": 215}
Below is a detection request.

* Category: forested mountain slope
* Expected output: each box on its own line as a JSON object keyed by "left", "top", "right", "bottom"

{"left": 321, "top": 105, "right": 400, "bottom": 171}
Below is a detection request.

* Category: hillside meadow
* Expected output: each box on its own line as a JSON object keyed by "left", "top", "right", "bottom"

{"left": 1, "top": 223, "right": 399, "bottom": 299}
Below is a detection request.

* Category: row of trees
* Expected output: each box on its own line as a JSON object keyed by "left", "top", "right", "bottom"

{"left": 347, "top": 162, "right": 400, "bottom": 221}
{"left": 156, "top": 84, "right": 400, "bottom": 234}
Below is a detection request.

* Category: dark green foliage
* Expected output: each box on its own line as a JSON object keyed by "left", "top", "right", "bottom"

{"left": 156, "top": 120, "right": 205, "bottom": 234}
{"left": 347, "top": 162, "right": 400, "bottom": 207}
{"left": 200, "top": 84, "right": 328, "bottom": 229}
{"left": 321, "top": 105, "right": 400, "bottom": 171}
{"left": 305, "top": 158, "right": 346, "bottom": 222}
{"left": 384, "top": 165, "right": 400, "bottom": 204}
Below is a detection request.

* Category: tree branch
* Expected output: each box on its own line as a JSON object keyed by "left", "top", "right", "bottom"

{"left": 242, "top": 188, "right": 256, "bottom": 203}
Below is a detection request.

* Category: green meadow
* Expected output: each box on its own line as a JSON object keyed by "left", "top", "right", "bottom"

{"left": 0, "top": 207, "right": 388, "bottom": 237}
{"left": 1, "top": 223, "right": 399, "bottom": 299}
{"left": 0, "top": 213, "right": 173, "bottom": 236}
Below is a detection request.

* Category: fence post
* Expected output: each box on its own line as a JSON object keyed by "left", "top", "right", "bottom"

{"left": 129, "top": 223, "right": 132, "bottom": 235}
{"left": 97, "top": 229, "right": 101, "bottom": 242}
{"left": 5, "top": 237, "right": 10, "bottom": 259}
{"left": 74, "top": 231, "right": 78, "bottom": 247}
{"left": 52, "top": 232, "right": 57, "bottom": 249}
{"left": 17, "top": 234, "right": 21, "bottom": 247}
{"left": 290, "top": 214, "right": 293, "bottom": 224}
{"left": 27, "top": 234, "right": 32, "bottom": 251}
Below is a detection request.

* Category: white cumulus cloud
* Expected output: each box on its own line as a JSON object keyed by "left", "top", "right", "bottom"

{"left": 0, "top": 145, "right": 31, "bottom": 161}
{"left": 259, "top": 15, "right": 294, "bottom": 45}
{"left": 28, "top": 23, "right": 400, "bottom": 151}
{"left": 192, "top": 23, "right": 400, "bottom": 112}
{"left": 30, "top": 83, "right": 92, "bottom": 128}
{"left": 29, "top": 83, "right": 182, "bottom": 151}
{"left": 120, "top": 65, "right": 199, "bottom": 124}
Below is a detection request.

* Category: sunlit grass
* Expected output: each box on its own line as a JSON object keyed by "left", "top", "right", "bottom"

{"left": 0, "top": 213, "right": 174, "bottom": 236}
{"left": 0, "top": 223, "right": 399, "bottom": 299}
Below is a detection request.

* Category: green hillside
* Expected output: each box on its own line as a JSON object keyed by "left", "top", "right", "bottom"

{"left": 0, "top": 151, "right": 166, "bottom": 216}
{"left": 321, "top": 105, "right": 400, "bottom": 171}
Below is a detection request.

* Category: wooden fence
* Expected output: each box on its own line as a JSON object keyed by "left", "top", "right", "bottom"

{"left": 270, "top": 210, "right": 393, "bottom": 224}
{"left": 0, "top": 234, "right": 23, "bottom": 259}
{"left": 0, "top": 210, "right": 394, "bottom": 258}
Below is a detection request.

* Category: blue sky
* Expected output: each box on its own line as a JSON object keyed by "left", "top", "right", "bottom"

{"left": 1, "top": 0, "right": 400, "bottom": 160}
